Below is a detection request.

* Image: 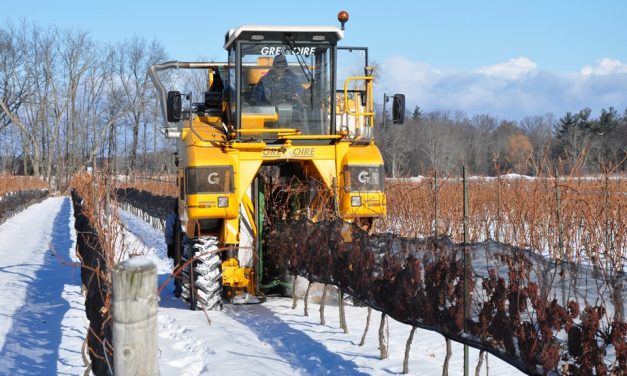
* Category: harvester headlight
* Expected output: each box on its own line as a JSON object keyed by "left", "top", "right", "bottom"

{"left": 344, "top": 165, "right": 385, "bottom": 192}
{"left": 351, "top": 196, "right": 362, "bottom": 207}
{"left": 186, "top": 166, "right": 234, "bottom": 194}
{"left": 217, "top": 196, "right": 229, "bottom": 208}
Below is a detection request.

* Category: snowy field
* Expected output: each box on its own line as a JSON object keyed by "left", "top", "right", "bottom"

{"left": 0, "top": 197, "right": 524, "bottom": 375}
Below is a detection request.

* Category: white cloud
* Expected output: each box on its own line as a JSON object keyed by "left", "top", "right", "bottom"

{"left": 581, "top": 58, "right": 627, "bottom": 76}
{"left": 477, "top": 57, "right": 537, "bottom": 79}
{"left": 378, "top": 56, "right": 627, "bottom": 120}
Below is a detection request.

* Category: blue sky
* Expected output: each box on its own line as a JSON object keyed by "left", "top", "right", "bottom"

{"left": 4, "top": 0, "right": 627, "bottom": 120}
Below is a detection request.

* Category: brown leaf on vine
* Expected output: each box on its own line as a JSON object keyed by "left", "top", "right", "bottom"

{"left": 540, "top": 340, "right": 560, "bottom": 372}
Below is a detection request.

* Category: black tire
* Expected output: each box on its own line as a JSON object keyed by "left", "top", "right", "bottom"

{"left": 194, "top": 251, "right": 222, "bottom": 309}
{"left": 180, "top": 240, "right": 197, "bottom": 310}
{"left": 189, "top": 243, "right": 198, "bottom": 311}
{"left": 180, "top": 237, "right": 222, "bottom": 310}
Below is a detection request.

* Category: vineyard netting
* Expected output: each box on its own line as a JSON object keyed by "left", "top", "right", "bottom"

{"left": 266, "top": 218, "right": 626, "bottom": 375}
{"left": 0, "top": 189, "right": 49, "bottom": 223}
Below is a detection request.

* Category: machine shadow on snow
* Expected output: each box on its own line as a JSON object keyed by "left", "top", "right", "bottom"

{"left": 157, "top": 272, "right": 190, "bottom": 309}
{"left": 0, "top": 198, "right": 78, "bottom": 374}
{"left": 118, "top": 208, "right": 186, "bottom": 309}
{"left": 228, "top": 304, "right": 368, "bottom": 375}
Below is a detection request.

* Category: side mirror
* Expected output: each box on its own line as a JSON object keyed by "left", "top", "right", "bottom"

{"left": 392, "top": 94, "right": 405, "bottom": 124}
{"left": 167, "top": 91, "right": 182, "bottom": 123}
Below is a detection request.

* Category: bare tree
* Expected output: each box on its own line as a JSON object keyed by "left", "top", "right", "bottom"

{"left": 377, "top": 119, "right": 413, "bottom": 178}
{"left": 0, "top": 99, "right": 42, "bottom": 176}
{"left": 520, "top": 114, "right": 553, "bottom": 174}
{"left": 57, "top": 28, "right": 94, "bottom": 182}
{"left": 116, "top": 37, "right": 166, "bottom": 173}
{"left": 505, "top": 133, "right": 533, "bottom": 174}
{"left": 0, "top": 19, "right": 176, "bottom": 179}
{"left": 0, "top": 22, "right": 41, "bottom": 176}
{"left": 419, "top": 111, "right": 466, "bottom": 176}
{"left": 0, "top": 23, "right": 30, "bottom": 132}
{"left": 17, "top": 23, "right": 64, "bottom": 184}
{"left": 492, "top": 120, "right": 521, "bottom": 172}
{"left": 468, "top": 114, "right": 498, "bottom": 174}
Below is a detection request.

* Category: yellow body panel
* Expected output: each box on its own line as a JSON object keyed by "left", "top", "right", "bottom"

{"left": 340, "top": 192, "right": 387, "bottom": 218}
{"left": 338, "top": 144, "right": 387, "bottom": 218}
{"left": 180, "top": 116, "right": 387, "bottom": 232}
{"left": 221, "top": 258, "right": 255, "bottom": 298}
{"left": 176, "top": 72, "right": 386, "bottom": 299}
{"left": 246, "top": 57, "right": 273, "bottom": 85}
{"left": 241, "top": 113, "right": 278, "bottom": 129}
{"left": 187, "top": 194, "right": 237, "bottom": 218}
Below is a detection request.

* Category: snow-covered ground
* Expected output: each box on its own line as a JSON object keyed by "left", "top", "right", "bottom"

{"left": 0, "top": 197, "right": 524, "bottom": 375}
{"left": 0, "top": 197, "right": 86, "bottom": 375}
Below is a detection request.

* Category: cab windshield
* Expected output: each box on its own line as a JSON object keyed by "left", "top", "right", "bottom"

{"left": 239, "top": 41, "right": 333, "bottom": 136}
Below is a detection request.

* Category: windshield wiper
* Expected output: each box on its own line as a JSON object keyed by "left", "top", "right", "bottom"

{"left": 284, "top": 35, "right": 314, "bottom": 86}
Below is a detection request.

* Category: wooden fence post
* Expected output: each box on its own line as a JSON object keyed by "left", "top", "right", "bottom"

{"left": 463, "top": 165, "right": 469, "bottom": 376}
{"left": 112, "top": 257, "right": 158, "bottom": 376}
{"left": 554, "top": 168, "right": 565, "bottom": 261}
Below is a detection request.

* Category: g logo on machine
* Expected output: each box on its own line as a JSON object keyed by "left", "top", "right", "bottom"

{"left": 207, "top": 172, "right": 220, "bottom": 185}
{"left": 357, "top": 170, "right": 370, "bottom": 183}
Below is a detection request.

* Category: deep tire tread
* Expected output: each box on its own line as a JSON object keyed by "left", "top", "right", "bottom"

{"left": 180, "top": 237, "right": 222, "bottom": 310}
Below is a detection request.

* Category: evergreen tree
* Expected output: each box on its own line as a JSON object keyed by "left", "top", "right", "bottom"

{"left": 594, "top": 107, "right": 618, "bottom": 135}
{"left": 412, "top": 106, "right": 423, "bottom": 121}
{"left": 556, "top": 112, "right": 576, "bottom": 137}
{"left": 575, "top": 107, "right": 592, "bottom": 132}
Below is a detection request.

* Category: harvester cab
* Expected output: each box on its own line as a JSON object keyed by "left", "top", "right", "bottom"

{"left": 149, "top": 12, "right": 405, "bottom": 310}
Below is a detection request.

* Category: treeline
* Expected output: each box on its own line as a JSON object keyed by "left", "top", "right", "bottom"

{"left": 2, "top": 21, "right": 626, "bottom": 185}
{"left": 377, "top": 106, "right": 627, "bottom": 177}
{"left": 0, "top": 20, "right": 174, "bottom": 188}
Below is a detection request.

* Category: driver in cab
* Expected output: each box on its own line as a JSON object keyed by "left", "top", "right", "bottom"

{"left": 251, "top": 54, "right": 303, "bottom": 106}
